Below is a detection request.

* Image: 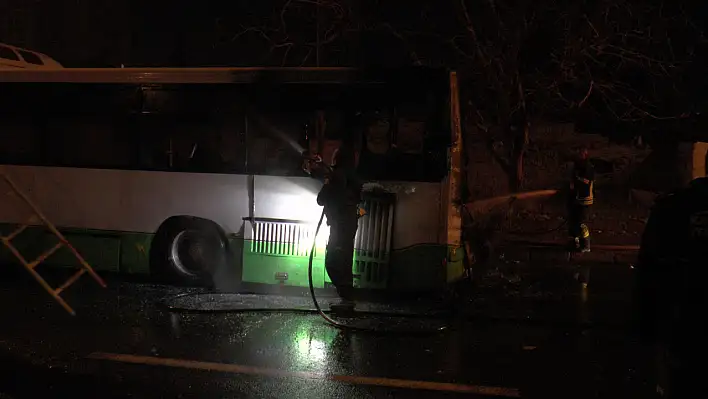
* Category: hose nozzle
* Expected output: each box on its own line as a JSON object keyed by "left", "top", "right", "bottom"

{"left": 302, "top": 151, "right": 332, "bottom": 177}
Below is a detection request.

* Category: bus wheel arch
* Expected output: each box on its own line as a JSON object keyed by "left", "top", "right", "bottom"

{"left": 150, "top": 215, "right": 238, "bottom": 287}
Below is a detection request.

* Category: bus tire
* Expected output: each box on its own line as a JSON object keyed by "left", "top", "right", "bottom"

{"left": 150, "top": 216, "right": 233, "bottom": 287}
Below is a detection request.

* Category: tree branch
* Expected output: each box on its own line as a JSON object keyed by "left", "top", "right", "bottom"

{"left": 381, "top": 23, "right": 422, "bottom": 66}
{"left": 577, "top": 80, "right": 594, "bottom": 108}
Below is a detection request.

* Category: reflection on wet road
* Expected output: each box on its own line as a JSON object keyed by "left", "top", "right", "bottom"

{"left": 0, "top": 262, "right": 655, "bottom": 398}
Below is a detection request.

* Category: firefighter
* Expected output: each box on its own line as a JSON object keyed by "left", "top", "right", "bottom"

{"left": 317, "top": 144, "right": 363, "bottom": 313}
{"left": 633, "top": 176, "right": 708, "bottom": 398}
{"left": 567, "top": 147, "right": 595, "bottom": 253}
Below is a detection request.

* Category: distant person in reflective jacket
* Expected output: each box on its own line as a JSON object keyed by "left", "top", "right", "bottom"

{"left": 317, "top": 145, "right": 363, "bottom": 313}
{"left": 567, "top": 147, "right": 595, "bottom": 253}
{"left": 634, "top": 176, "right": 708, "bottom": 398}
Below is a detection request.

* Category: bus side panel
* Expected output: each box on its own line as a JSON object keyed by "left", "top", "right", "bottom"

{"left": 120, "top": 232, "right": 153, "bottom": 274}
{"left": 241, "top": 176, "right": 327, "bottom": 288}
{"left": 0, "top": 165, "right": 250, "bottom": 235}
{"left": 0, "top": 165, "right": 251, "bottom": 275}
{"left": 0, "top": 223, "right": 154, "bottom": 274}
{"left": 252, "top": 176, "right": 325, "bottom": 223}
{"left": 0, "top": 223, "right": 125, "bottom": 272}
{"left": 240, "top": 177, "right": 450, "bottom": 291}
{"left": 380, "top": 181, "right": 448, "bottom": 292}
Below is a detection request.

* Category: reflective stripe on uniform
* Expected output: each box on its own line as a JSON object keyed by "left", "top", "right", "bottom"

{"left": 575, "top": 181, "right": 594, "bottom": 205}
{"left": 581, "top": 224, "right": 590, "bottom": 238}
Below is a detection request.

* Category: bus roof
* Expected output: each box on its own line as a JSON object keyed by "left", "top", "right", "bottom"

{"left": 0, "top": 67, "right": 450, "bottom": 84}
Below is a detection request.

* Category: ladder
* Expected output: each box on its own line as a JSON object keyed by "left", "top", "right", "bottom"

{"left": 0, "top": 171, "right": 106, "bottom": 316}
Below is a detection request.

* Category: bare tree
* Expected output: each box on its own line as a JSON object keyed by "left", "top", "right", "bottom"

{"left": 215, "top": 0, "right": 429, "bottom": 66}
{"left": 214, "top": 0, "right": 703, "bottom": 189}
{"left": 548, "top": 0, "right": 699, "bottom": 121}
{"left": 214, "top": 0, "right": 356, "bottom": 66}
{"left": 451, "top": 0, "right": 701, "bottom": 190}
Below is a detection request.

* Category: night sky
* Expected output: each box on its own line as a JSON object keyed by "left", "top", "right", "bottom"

{"left": 0, "top": 0, "right": 452, "bottom": 67}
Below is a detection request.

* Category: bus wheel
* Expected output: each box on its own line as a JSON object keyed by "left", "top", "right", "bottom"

{"left": 150, "top": 216, "right": 231, "bottom": 287}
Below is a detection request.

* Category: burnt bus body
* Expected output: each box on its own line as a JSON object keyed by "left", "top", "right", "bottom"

{"left": 0, "top": 67, "right": 464, "bottom": 293}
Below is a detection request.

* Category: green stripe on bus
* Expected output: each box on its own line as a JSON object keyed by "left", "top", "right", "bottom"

{"left": 0, "top": 223, "right": 152, "bottom": 274}
{"left": 0, "top": 223, "right": 463, "bottom": 291}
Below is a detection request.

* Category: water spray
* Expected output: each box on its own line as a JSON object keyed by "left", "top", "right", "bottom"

{"left": 249, "top": 112, "right": 306, "bottom": 156}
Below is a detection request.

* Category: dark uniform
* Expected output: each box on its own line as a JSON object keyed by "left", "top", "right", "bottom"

{"left": 634, "top": 177, "right": 708, "bottom": 398}
{"left": 316, "top": 149, "right": 362, "bottom": 308}
{"left": 568, "top": 157, "right": 595, "bottom": 252}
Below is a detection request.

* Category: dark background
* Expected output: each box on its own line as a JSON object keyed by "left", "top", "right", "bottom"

{"left": 3, "top": 1, "right": 707, "bottom": 135}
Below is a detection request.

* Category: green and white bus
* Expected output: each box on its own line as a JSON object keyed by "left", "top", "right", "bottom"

{"left": 0, "top": 67, "right": 464, "bottom": 293}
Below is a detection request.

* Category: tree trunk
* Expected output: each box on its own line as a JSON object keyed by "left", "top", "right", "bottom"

{"left": 511, "top": 75, "right": 529, "bottom": 191}
{"left": 512, "top": 120, "right": 529, "bottom": 191}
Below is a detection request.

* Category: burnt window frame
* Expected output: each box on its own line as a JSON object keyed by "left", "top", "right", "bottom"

{"left": 0, "top": 70, "right": 452, "bottom": 181}
{"left": 16, "top": 50, "right": 43, "bottom": 65}
{"left": 0, "top": 45, "right": 20, "bottom": 61}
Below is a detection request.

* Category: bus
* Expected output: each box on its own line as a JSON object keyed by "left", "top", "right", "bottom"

{"left": 0, "top": 43, "right": 63, "bottom": 70}
{"left": 0, "top": 67, "right": 464, "bottom": 293}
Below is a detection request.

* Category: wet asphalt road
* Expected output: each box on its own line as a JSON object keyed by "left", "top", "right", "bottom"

{"left": 0, "top": 261, "right": 656, "bottom": 398}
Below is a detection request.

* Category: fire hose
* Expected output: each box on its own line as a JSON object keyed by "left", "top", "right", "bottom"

{"left": 304, "top": 156, "right": 449, "bottom": 333}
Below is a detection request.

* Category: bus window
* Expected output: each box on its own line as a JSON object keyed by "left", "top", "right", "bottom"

{"left": 395, "top": 109, "right": 426, "bottom": 155}
{"left": 141, "top": 88, "right": 180, "bottom": 114}
{"left": 364, "top": 115, "right": 391, "bottom": 155}
{"left": 44, "top": 117, "right": 133, "bottom": 169}
{"left": 355, "top": 95, "right": 448, "bottom": 182}
{"left": 17, "top": 50, "right": 43, "bottom": 65}
{"left": 0, "top": 122, "right": 40, "bottom": 164}
{"left": 0, "top": 45, "right": 19, "bottom": 61}
{"left": 174, "top": 121, "right": 223, "bottom": 173}
{"left": 216, "top": 115, "right": 248, "bottom": 173}
{"left": 133, "top": 107, "right": 248, "bottom": 174}
{"left": 134, "top": 115, "right": 170, "bottom": 170}
{"left": 244, "top": 81, "right": 449, "bottom": 181}
{"left": 0, "top": 73, "right": 449, "bottom": 181}
{"left": 246, "top": 114, "right": 309, "bottom": 177}
{"left": 321, "top": 111, "right": 348, "bottom": 140}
